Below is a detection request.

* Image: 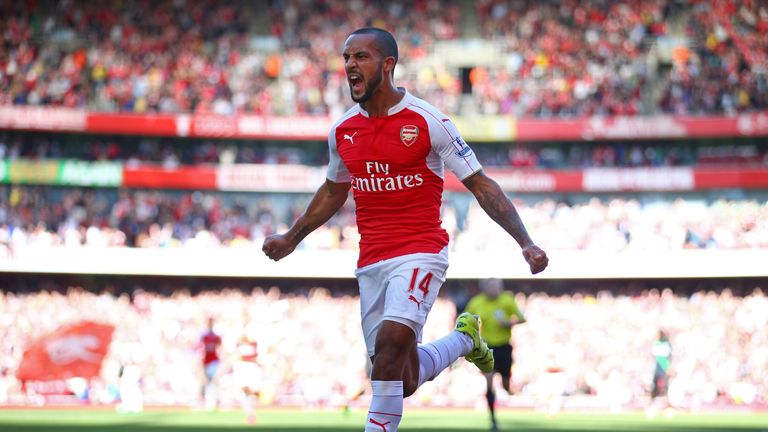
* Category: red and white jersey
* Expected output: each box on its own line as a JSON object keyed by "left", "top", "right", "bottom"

{"left": 327, "top": 90, "right": 481, "bottom": 267}
{"left": 200, "top": 331, "right": 221, "bottom": 365}
{"left": 237, "top": 339, "right": 258, "bottom": 363}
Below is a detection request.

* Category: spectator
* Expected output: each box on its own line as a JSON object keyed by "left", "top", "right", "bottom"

{"left": 1, "top": 1, "right": 765, "bottom": 117}
{"left": 0, "top": 186, "right": 765, "bottom": 252}
{"left": 0, "top": 286, "right": 765, "bottom": 408}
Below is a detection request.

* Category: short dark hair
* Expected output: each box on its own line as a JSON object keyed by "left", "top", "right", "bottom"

{"left": 349, "top": 27, "right": 398, "bottom": 65}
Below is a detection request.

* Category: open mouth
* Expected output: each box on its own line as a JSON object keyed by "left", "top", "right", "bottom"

{"left": 348, "top": 74, "right": 364, "bottom": 92}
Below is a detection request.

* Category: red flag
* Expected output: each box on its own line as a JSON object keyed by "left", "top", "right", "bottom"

{"left": 17, "top": 321, "right": 114, "bottom": 381}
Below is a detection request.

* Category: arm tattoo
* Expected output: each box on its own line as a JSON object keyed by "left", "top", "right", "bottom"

{"left": 287, "top": 181, "right": 349, "bottom": 244}
{"left": 473, "top": 181, "right": 533, "bottom": 248}
{"left": 293, "top": 226, "right": 313, "bottom": 243}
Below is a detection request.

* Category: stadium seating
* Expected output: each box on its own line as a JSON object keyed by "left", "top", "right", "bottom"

{"left": 1, "top": 0, "right": 765, "bottom": 116}
{"left": 0, "top": 287, "right": 765, "bottom": 408}
{"left": 1, "top": 186, "right": 765, "bottom": 253}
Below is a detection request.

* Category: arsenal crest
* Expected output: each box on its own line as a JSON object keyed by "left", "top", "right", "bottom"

{"left": 400, "top": 125, "right": 419, "bottom": 147}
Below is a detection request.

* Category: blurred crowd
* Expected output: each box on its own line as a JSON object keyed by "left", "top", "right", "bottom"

{"left": 471, "top": 0, "right": 666, "bottom": 117}
{"left": 456, "top": 196, "right": 768, "bottom": 252}
{"left": 0, "top": 186, "right": 766, "bottom": 254}
{"left": 1, "top": 0, "right": 765, "bottom": 117}
{"left": 513, "top": 287, "right": 768, "bottom": 410}
{"left": 474, "top": 0, "right": 768, "bottom": 117}
{"left": 659, "top": 0, "right": 768, "bottom": 115}
{"left": 0, "top": 286, "right": 765, "bottom": 409}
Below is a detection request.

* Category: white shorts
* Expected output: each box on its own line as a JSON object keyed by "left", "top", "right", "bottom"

{"left": 355, "top": 247, "right": 448, "bottom": 357}
{"left": 204, "top": 360, "right": 220, "bottom": 381}
{"left": 233, "top": 361, "right": 262, "bottom": 391}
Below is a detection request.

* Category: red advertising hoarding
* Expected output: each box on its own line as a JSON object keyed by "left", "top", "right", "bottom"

{"left": 516, "top": 112, "right": 768, "bottom": 141}
{"left": 2, "top": 106, "right": 768, "bottom": 141}
{"left": 0, "top": 106, "right": 86, "bottom": 132}
{"left": 122, "top": 165, "right": 217, "bottom": 189}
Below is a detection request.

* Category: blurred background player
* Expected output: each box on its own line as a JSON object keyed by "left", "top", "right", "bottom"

{"left": 343, "top": 356, "right": 373, "bottom": 415}
{"left": 200, "top": 317, "right": 222, "bottom": 410}
{"left": 648, "top": 330, "right": 673, "bottom": 417}
{"left": 0, "top": 368, "right": 9, "bottom": 405}
{"left": 465, "top": 278, "right": 527, "bottom": 431}
{"left": 117, "top": 364, "right": 143, "bottom": 414}
{"left": 234, "top": 333, "right": 261, "bottom": 424}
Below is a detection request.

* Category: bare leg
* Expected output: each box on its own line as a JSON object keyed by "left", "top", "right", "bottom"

{"left": 365, "top": 319, "right": 474, "bottom": 431}
{"left": 370, "top": 320, "right": 419, "bottom": 396}
{"left": 485, "top": 372, "right": 498, "bottom": 430}
{"left": 364, "top": 320, "right": 416, "bottom": 432}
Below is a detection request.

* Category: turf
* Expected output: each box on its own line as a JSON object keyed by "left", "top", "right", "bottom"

{"left": 0, "top": 408, "right": 766, "bottom": 432}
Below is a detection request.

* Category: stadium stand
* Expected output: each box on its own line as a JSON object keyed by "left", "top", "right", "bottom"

{"left": 0, "top": 286, "right": 765, "bottom": 408}
{"left": 1, "top": 0, "right": 765, "bottom": 116}
{"left": 0, "top": 186, "right": 766, "bottom": 252}
{"left": 0, "top": 0, "right": 766, "bottom": 413}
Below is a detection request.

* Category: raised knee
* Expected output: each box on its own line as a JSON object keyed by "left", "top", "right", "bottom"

{"left": 371, "top": 321, "right": 418, "bottom": 383}
{"left": 372, "top": 348, "right": 404, "bottom": 379}
{"left": 374, "top": 347, "right": 398, "bottom": 365}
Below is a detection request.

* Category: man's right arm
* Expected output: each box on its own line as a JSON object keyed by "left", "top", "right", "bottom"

{"left": 262, "top": 179, "right": 351, "bottom": 261}
{"left": 508, "top": 296, "right": 526, "bottom": 325}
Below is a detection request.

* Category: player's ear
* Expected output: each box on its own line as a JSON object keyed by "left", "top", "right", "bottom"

{"left": 383, "top": 56, "right": 396, "bottom": 76}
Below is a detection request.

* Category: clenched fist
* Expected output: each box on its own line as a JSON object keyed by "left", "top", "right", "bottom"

{"left": 522, "top": 245, "right": 548, "bottom": 274}
{"left": 262, "top": 234, "right": 298, "bottom": 261}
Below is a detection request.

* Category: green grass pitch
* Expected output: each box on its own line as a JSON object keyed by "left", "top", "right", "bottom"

{"left": 0, "top": 408, "right": 766, "bottom": 432}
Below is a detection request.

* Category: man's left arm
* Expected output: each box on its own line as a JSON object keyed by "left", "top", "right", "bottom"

{"left": 462, "top": 170, "right": 548, "bottom": 274}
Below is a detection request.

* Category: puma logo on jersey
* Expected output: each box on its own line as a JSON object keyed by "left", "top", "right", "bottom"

{"left": 343, "top": 131, "right": 357, "bottom": 144}
{"left": 368, "top": 418, "right": 391, "bottom": 432}
{"left": 408, "top": 295, "right": 423, "bottom": 310}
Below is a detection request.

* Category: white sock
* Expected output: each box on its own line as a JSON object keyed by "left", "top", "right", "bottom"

{"left": 241, "top": 392, "right": 254, "bottom": 416}
{"left": 204, "top": 382, "right": 217, "bottom": 410}
{"left": 365, "top": 381, "right": 403, "bottom": 432}
{"left": 417, "top": 330, "right": 473, "bottom": 387}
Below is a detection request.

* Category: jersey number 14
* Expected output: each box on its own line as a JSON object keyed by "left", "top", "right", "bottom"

{"left": 409, "top": 268, "right": 433, "bottom": 296}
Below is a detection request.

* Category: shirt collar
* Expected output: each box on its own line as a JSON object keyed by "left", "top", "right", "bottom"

{"left": 358, "top": 88, "right": 411, "bottom": 118}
